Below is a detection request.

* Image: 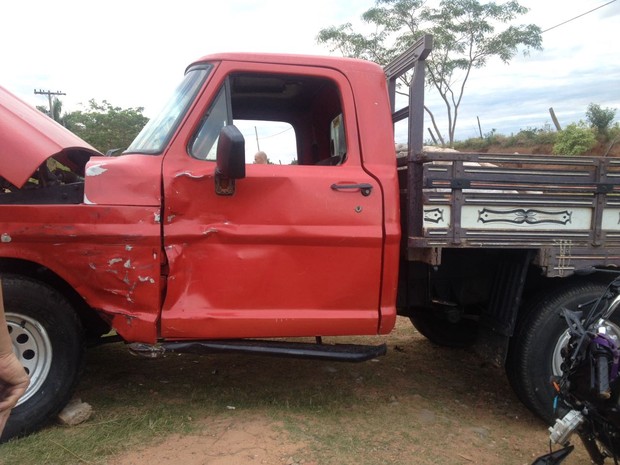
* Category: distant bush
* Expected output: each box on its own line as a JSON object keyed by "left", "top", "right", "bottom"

{"left": 552, "top": 122, "right": 597, "bottom": 155}
{"left": 533, "top": 129, "right": 557, "bottom": 146}
{"left": 454, "top": 129, "right": 506, "bottom": 151}
{"left": 455, "top": 125, "right": 556, "bottom": 151}
{"left": 505, "top": 126, "right": 556, "bottom": 147}
{"left": 454, "top": 137, "right": 491, "bottom": 151}
{"left": 586, "top": 103, "right": 616, "bottom": 137}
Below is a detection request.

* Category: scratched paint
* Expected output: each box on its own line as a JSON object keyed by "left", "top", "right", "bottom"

{"left": 85, "top": 164, "right": 108, "bottom": 176}
{"left": 175, "top": 171, "right": 204, "bottom": 179}
{"left": 16, "top": 211, "right": 160, "bottom": 342}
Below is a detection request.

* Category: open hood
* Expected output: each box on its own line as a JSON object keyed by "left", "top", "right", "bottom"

{"left": 0, "top": 85, "right": 102, "bottom": 188}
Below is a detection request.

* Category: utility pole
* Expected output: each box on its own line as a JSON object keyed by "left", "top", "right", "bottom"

{"left": 254, "top": 126, "right": 260, "bottom": 151}
{"left": 549, "top": 107, "right": 562, "bottom": 131}
{"left": 34, "top": 89, "right": 66, "bottom": 118}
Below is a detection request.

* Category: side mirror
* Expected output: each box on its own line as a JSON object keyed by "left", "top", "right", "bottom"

{"left": 215, "top": 125, "right": 245, "bottom": 195}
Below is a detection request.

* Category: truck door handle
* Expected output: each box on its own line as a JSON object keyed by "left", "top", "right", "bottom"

{"left": 330, "top": 183, "right": 373, "bottom": 197}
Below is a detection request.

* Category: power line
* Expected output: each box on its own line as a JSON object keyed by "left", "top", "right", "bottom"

{"left": 241, "top": 125, "right": 293, "bottom": 140}
{"left": 542, "top": 0, "right": 617, "bottom": 33}
{"left": 34, "top": 89, "right": 66, "bottom": 117}
{"left": 261, "top": 126, "right": 293, "bottom": 139}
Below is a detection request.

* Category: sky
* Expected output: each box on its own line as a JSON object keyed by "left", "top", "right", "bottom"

{"left": 1, "top": 0, "right": 619, "bottom": 153}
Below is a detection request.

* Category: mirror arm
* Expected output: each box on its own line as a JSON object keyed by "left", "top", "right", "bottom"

{"left": 215, "top": 171, "right": 236, "bottom": 196}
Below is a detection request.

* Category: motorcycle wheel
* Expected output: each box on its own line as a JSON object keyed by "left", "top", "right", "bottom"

{"left": 506, "top": 279, "right": 620, "bottom": 424}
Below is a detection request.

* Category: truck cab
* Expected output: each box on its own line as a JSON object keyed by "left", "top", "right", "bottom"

{"left": 133, "top": 53, "right": 402, "bottom": 341}
{"left": 0, "top": 53, "right": 402, "bottom": 441}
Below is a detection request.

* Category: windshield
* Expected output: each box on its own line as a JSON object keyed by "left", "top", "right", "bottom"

{"left": 125, "top": 65, "right": 212, "bottom": 154}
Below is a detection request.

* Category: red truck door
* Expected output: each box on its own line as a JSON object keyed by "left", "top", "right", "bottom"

{"left": 159, "top": 59, "right": 386, "bottom": 339}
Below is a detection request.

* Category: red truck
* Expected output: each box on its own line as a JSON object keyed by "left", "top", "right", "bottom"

{"left": 2, "top": 35, "right": 619, "bottom": 440}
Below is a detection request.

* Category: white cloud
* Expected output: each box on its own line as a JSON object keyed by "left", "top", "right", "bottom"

{"left": 0, "top": 1, "right": 373, "bottom": 113}
{"left": 1, "top": 0, "right": 618, "bottom": 143}
{"left": 452, "top": 0, "right": 620, "bottom": 138}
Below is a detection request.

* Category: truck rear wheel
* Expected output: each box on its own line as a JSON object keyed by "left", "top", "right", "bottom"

{"left": 0, "top": 275, "right": 85, "bottom": 442}
{"left": 506, "top": 279, "right": 620, "bottom": 424}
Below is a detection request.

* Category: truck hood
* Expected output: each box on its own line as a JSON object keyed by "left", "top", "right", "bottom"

{"left": 0, "top": 85, "right": 102, "bottom": 188}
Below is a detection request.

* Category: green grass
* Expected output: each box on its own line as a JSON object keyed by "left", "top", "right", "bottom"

{"left": 0, "top": 320, "right": 577, "bottom": 465}
{"left": 1, "top": 338, "right": 381, "bottom": 464}
{"left": 1, "top": 410, "right": 194, "bottom": 464}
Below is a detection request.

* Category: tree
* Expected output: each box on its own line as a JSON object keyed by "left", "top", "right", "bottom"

{"left": 552, "top": 122, "right": 597, "bottom": 156}
{"left": 64, "top": 100, "right": 149, "bottom": 153}
{"left": 36, "top": 97, "right": 65, "bottom": 125}
{"left": 317, "top": 0, "right": 542, "bottom": 146}
{"left": 586, "top": 103, "right": 616, "bottom": 137}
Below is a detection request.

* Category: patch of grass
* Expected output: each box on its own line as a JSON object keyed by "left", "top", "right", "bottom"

{"left": 0, "top": 320, "right": 581, "bottom": 465}
{"left": 0, "top": 348, "right": 202, "bottom": 464}
{"left": 1, "top": 408, "right": 196, "bottom": 464}
{"left": 0, "top": 337, "right": 384, "bottom": 464}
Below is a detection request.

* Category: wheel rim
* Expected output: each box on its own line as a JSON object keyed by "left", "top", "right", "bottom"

{"left": 552, "top": 319, "right": 620, "bottom": 376}
{"left": 6, "top": 313, "right": 53, "bottom": 406}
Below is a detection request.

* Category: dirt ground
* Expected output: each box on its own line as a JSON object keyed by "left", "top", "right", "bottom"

{"left": 108, "top": 417, "right": 306, "bottom": 465}
{"left": 97, "top": 318, "right": 592, "bottom": 465}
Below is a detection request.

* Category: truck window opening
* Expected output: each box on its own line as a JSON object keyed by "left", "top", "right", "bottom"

{"left": 126, "top": 66, "right": 211, "bottom": 155}
{"left": 188, "top": 71, "right": 346, "bottom": 166}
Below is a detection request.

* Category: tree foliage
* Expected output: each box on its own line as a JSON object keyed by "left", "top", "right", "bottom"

{"left": 586, "top": 103, "right": 617, "bottom": 136}
{"left": 64, "top": 100, "right": 149, "bottom": 153}
{"left": 552, "top": 122, "right": 597, "bottom": 156}
{"left": 317, "top": 0, "right": 542, "bottom": 146}
{"left": 36, "top": 97, "right": 65, "bottom": 125}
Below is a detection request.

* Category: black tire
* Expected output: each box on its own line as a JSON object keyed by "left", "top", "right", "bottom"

{"left": 0, "top": 275, "right": 85, "bottom": 442}
{"left": 409, "top": 308, "right": 478, "bottom": 348}
{"left": 506, "top": 279, "right": 620, "bottom": 424}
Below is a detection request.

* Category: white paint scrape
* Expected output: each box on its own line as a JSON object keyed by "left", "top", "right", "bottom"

{"left": 86, "top": 164, "right": 108, "bottom": 176}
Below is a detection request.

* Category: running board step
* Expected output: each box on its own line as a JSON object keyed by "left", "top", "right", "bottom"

{"left": 129, "top": 339, "right": 387, "bottom": 363}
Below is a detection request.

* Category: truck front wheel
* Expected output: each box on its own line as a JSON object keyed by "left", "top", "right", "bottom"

{"left": 0, "top": 275, "right": 85, "bottom": 442}
{"left": 506, "top": 279, "right": 620, "bottom": 424}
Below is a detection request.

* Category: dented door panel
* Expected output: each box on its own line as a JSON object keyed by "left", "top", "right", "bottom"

{"left": 159, "top": 60, "right": 386, "bottom": 340}
{"left": 161, "top": 164, "right": 384, "bottom": 339}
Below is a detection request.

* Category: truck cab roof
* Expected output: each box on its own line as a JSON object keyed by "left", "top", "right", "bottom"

{"left": 187, "top": 52, "right": 385, "bottom": 75}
